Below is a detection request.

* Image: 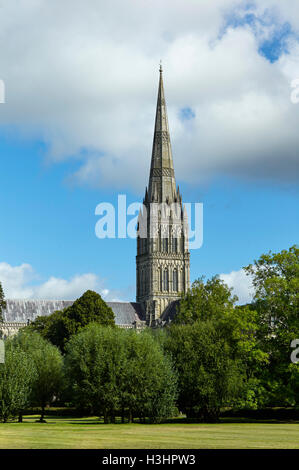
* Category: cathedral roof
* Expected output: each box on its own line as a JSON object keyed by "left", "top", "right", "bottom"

{"left": 3, "top": 299, "right": 145, "bottom": 327}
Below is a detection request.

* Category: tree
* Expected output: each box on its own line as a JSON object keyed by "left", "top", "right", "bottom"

{"left": 165, "top": 321, "right": 243, "bottom": 421}
{"left": 0, "top": 282, "right": 6, "bottom": 323}
{"left": 174, "top": 276, "right": 237, "bottom": 325}
{"left": 169, "top": 276, "right": 268, "bottom": 415}
{"left": 64, "top": 324, "right": 177, "bottom": 423}
{"left": 0, "top": 342, "right": 36, "bottom": 422}
{"left": 29, "top": 290, "right": 115, "bottom": 352}
{"left": 65, "top": 325, "right": 125, "bottom": 422}
{"left": 12, "top": 330, "right": 64, "bottom": 421}
{"left": 121, "top": 330, "right": 177, "bottom": 423}
{"left": 244, "top": 245, "right": 299, "bottom": 406}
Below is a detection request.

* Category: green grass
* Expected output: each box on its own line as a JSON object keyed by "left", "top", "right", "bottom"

{"left": 0, "top": 416, "right": 299, "bottom": 449}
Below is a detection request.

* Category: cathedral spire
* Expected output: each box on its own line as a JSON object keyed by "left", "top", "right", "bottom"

{"left": 137, "top": 66, "right": 190, "bottom": 325}
{"left": 148, "top": 65, "right": 177, "bottom": 204}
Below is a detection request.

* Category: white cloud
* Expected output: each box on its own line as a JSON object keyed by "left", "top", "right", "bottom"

{"left": 0, "top": 261, "right": 255, "bottom": 305}
{"left": 220, "top": 269, "right": 254, "bottom": 305}
{"left": 0, "top": 1, "right": 299, "bottom": 191}
{"left": 0, "top": 261, "right": 121, "bottom": 301}
{"left": 0, "top": 263, "right": 35, "bottom": 299}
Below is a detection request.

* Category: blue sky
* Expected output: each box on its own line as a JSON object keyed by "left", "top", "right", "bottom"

{"left": 0, "top": 0, "right": 298, "bottom": 303}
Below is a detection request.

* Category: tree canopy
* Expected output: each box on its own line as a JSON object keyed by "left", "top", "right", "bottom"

{"left": 0, "top": 342, "right": 36, "bottom": 422}
{"left": 244, "top": 245, "right": 299, "bottom": 406}
{"left": 166, "top": 276, "right": 268, "bottom": 417}
{"left": 11, "top": 330, "right": 64, "bottom": 421}
{"left": 64, "top": 324, "right": 177, "bottom": 423}
{"left": 173, "top": 276, "right": 237, "bottom": 325}
{"left": 28, "top": 290, "right": 115, "bottom": 351}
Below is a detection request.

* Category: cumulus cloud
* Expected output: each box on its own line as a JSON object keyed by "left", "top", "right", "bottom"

{"left": 0, "top": 261, "right": 122, "bottom": 301}
{"left": 220, "top": 269, "right": 255, "bottom": 305}
{"left": 0, "top": 0, "right": 299, "bottom": 191}
{"left": 0, "top": 263, "right": 35, "bottom": 299}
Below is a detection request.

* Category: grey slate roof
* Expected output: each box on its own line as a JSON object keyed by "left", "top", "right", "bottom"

{"left": 106, "top": 302, "right": 145, "bottom": 325}
{"left": 3, "top": 299, "right": 145, "bottom": 326}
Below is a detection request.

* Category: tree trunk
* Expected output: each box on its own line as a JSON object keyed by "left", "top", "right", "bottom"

{"left": 40, "top": 405, "right": 45, "bottom": 422}
{"left": 18, "top": 412, "right": 23, "bottom": 423}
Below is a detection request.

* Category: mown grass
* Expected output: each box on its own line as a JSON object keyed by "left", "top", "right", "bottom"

{"left": 0, "top": 415, "right": 298, "bottom": 449}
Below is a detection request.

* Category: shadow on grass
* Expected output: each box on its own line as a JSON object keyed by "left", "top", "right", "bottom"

{"left": 20, "top": 416, "right": 299, "bottom": 426}
{"left": 20, "top": 408, "right": 299, "bottom": 426}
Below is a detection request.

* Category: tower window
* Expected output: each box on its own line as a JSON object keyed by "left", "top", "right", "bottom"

{"left": 173, "top": 269, "right": 178, "bottom": 291}
{"left": 162, "top": 237, "right": 168, "bottom": 252}
{"left": 163, "top": 269, "right": 169, "bottom": 291}
{"left": 172, "top": 237, "right": 178, "bottom": 253}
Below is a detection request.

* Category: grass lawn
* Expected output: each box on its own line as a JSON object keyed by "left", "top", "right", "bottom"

{"left": 0, "top": 416, "right": 298, "bottom": 449}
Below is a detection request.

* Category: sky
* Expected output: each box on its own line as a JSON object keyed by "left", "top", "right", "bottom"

{"left": 0, "top": 0, "right": 298, "bottom": 304}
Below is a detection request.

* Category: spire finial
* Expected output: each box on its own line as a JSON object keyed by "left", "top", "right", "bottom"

{"left": 159, "top": 60, "right": 163, "bottom": 74}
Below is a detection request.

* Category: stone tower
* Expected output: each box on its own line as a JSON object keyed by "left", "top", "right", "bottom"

{"left": 136, "top": 66, "right": 190, "bottom": 325}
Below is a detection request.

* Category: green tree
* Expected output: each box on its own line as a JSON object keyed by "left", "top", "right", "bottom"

{"left": 169, "top": 276, "right": 268, "bottom": 415}
{"left": 174, "top": 276, "right": 237, "bottom": 325}
{"left": 121, "top": 330, "right": 177, "bottom": 423}
{"left": 165, "top": 321, "right": 243, "bottom": 421}
{"left": 0, "top": 282, "right": 6, "bottom": 323}
{"left": 65, "top": 325, "right": 125, "bottom": 422}
{"left": 0, "top": 342, "right": 36, "bottom": 422}
{"left": 12, "top": 330, "right": 64, "bottom": 421}
{"left": 244, "top": 245, "right": 299, "bottom": 406}
{"left": 64, "top": 324, "right": 177, "bottom": 423}
{"left": 29, "top": 290, "right": 115, "bottom": 352}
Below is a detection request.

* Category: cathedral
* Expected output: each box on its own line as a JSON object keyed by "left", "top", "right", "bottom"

{"left": 1, "top": 67, "right": 190, "bottom": 335}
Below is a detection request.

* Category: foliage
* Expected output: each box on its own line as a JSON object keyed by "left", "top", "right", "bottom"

{"left": 64, "top": 324, "right": 177, "bottom": 423}
{"left": 171, "top": 276, "right": 268, "bottom": 413}
{"left": 174, "top": 276, "right": 237, "bottom": 325}
{"left": 12, "top": 330, "right": 64, "bottom": 421}
{"left": 244, "top": 245, "right": 299, "bottom": 406}
{"left": 28, "top": 290, "right": 115, "bottom": 352}
{"left": 0, "top": 342, "right": 36, "bottom": 422}
{"left": 165, "top": 321, "right": 244, "bottom": 421}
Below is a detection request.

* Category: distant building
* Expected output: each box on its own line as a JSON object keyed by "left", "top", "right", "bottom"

{"left": 1, "top": 299, "right": 145, "bottom": 338}
{"left": 1, "top": 67, "right": 190, "bottom": 336}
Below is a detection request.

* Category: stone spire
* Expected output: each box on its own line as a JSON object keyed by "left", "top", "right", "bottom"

{"left": 147, "top": 64, "right": 177, "bottom": 204}
{"left": 137, "top": 65, "right": 190, "bottom": 325}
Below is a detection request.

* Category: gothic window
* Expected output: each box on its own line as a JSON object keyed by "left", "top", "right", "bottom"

{"left": 163, "top": 269, "right": 169, "bottom": 291}
{"left": 158, "top": 229, "right": 161, "bottom": 252}
{"left": 162, "top": 237, "right": 168, "bottom": 252}
{"left": 159, "top": 268, "right": 162, "bottom": 292}
{"left": 172, "top": 236, "right": 178, "bottom": 253}
{"left": 173, "top": 269, "right": 178, "bottom": 291}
